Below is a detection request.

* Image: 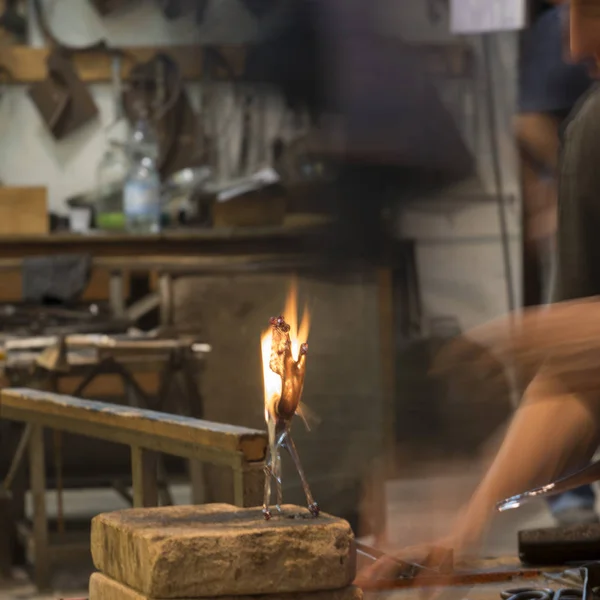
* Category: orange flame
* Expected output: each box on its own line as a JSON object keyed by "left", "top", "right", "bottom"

{"left": 261, "top": 279, "right": 310, "bottom": 421}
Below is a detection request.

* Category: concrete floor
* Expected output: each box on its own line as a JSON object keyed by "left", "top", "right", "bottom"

{"left": 0, "top": 473, "right": 563, "bottom": 600}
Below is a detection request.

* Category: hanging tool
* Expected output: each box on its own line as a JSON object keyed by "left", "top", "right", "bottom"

{"left": 103, "top": 53, "right": 124, "bottom": 136}
{"left": 158, "top": 0, "right": 183, "bottom": 20}
{"left": 0, "top": 0, "right": 26, "bottom": 41}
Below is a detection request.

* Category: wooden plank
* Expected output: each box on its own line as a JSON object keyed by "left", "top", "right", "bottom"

{"left": 28, "top": 424, "right": 50, "bottom": 591}
{"left": 5, "top": 408, "right": 242, "bottom": 467}
{"left": 1, "top": 388, "right": 267, "bottom": 462}
{"left": 1, "top": 44, "right": 246, "bottom": 83}
{"left": 0, "top": 187, "right": 48, "bottom": 236}
{"left": 131, "top": 446, "right": 158, "bottom": 508}
{"left": 0, "top": 253, "right": 316, "bottom": 275}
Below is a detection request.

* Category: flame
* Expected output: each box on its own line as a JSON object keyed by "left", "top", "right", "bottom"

{"left": 261, "top": 278, "right": 310, "bottom": 421}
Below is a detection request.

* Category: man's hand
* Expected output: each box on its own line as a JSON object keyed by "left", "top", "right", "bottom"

{"left": 356, "top": 541, "right": 455, "bottom": 585}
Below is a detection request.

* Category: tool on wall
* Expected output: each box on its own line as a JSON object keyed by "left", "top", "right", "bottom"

{"left": 123, "top": 53, "right": 205, "bottom": 179}
{"left": 0, "top": 0, "right": 26, "bottom": 42}
{"left": 27, "top": 0, "right": 113, "bottom": 139}
{"left": 28, "top": 50, "right": 99, "bottom": 140}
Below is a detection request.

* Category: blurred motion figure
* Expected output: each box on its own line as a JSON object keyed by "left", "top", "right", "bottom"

{"left": 361, "top": 0, "right": 600, "bottom": 582}
{"left": 517, "top": 0, "right": 596, "bottom": 526}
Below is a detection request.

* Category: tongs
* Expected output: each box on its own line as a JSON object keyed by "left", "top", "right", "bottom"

{"left": 497, "top": 460, "right": 600, "bottom": 513}
{"left": 354, "top": 543, "right": 544, "bottom": 591}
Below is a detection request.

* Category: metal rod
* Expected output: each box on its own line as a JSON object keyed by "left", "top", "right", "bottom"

{"left": 283, "top": 432, "right": 317, "bottom": 514}
{"left": 355, "top": 569, "right": 544, "bottom": 591}
{"left": 481, "top": 33, "right": 516, "bottom": 313}
{"left": 497, "top": 459, "right": 600, "bottom": 513}
{"left": 262, "top": 417, "right": 277, "bottom": 518}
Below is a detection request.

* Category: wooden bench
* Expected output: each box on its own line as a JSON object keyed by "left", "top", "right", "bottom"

{"left": 0, "top": 388, "right": 267, "bottom": 591}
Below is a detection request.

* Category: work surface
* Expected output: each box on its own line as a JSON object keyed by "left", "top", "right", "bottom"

{"left": 0, "top": 562, "right": 563, "bottom": 600}
{"left": 0, "top": 467, "right": 566, "bottom": 599}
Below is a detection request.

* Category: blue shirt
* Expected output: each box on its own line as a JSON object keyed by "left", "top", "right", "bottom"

{"left": 519, "top": 4, "right": 593, "bottom": 114}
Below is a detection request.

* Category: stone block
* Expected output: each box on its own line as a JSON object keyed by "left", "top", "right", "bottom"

{"left": 89, "top": 573, "right": 363, "bottom": 600}
{"left": 91, "top": 504, "right": 355, "bottom": 599}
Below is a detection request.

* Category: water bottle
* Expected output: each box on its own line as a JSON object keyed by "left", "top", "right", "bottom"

{"left": 95, "top": 142, "right": 128, "bottom": 232}
{"left": 123, "top": 118, "right": 161, "bottom": 233}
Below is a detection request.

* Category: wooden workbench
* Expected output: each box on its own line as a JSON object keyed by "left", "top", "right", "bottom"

{"left": 0, "top": 217, "right": 331, "bottom": 258}
{"left": 0, "top": 217, "right": 331, "bottom": 301}
{"left": 0, "top": 219, "right": 399, "bottom": 536}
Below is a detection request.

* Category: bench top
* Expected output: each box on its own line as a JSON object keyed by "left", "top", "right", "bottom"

{"left": 1, "top": 388, "right": 267, "bottom": 463}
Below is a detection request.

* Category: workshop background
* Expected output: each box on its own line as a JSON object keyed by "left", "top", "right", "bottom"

{"left": 0, "top": 0, "right": 550, "bottom": 598}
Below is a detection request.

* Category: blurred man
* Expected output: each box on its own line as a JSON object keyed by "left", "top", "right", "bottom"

{"left": 360, "top": 0, "right": 600, "bottom": 581}
{"left": 518, "top": 0, "right": 596, "bottom": 526}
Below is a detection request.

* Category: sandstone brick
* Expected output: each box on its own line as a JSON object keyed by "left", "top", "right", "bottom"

{"left": 89, "top": 573, "right": 363, "bottom": 600}
{"left": 91, "top": 504, "right": 355, "bottom": 599}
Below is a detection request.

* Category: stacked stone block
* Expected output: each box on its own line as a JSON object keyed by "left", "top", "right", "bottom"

{"left": 89, "top": 504, "right": 362, "bottom": 600}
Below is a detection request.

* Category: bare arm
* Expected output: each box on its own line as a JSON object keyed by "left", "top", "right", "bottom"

{"left": 451, "top": 371, "right": 600, "bottom": 553}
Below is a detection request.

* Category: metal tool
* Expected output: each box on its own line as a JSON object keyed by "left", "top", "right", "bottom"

{"left": 500, "top": 589, "right": 581, "bottom": 600}
{"left": 497, "top": 461, "right": 600, "bottom": 514}
{"left": 356, "top": 568, "right": 545, "bottom": 591}
{"left": 355, "top": 541, "right": 453, "bottom": 578}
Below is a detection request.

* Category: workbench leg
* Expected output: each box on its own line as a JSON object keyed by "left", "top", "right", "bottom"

{"left": 232, "top": 461, "right": 264, "bottom": 508}
{"left": 377, "top": 267, "right": 396, "bottom": 476}
{"left": 29, "top": 425, "right": 50, "bottom": 592}
{"left": 131, "top": 447, "right": 159, "bottom": 508}
{"left": 158, "top": 273, "right": 174, "bottom": 327}
{"left": 109, "top": 271, "right": 126, "bottom": 318}
{"left": 0, "top": 491, "right": 11, "bottom": 578}
{"left": 189, "top": 461, "right": 205, "bottom": 505}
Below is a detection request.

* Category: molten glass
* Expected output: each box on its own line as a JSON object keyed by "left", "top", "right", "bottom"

{"left": 260, "top": 284, "right": 318, "bottom": 520}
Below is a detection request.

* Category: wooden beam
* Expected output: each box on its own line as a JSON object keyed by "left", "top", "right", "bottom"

{"left": 0, "top": 44, "right": 246, "bottom": 84}
{"left": 1, "top": 388, "right": 267, "bottom": 463}
{"left": 0, "top": 42, "right": 469, "bottom": 85}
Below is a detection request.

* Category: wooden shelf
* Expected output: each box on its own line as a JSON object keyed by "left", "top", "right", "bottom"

{"left": 0, "top": 44, "right": 246, "bottom": 83}
{"left": 0, "top": 41, "right": 471, "bottom": 84}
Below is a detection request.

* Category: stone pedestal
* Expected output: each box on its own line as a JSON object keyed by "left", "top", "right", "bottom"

{"left": 90, "top": 504, "right": 358, "bottom": 599}
{"left": 89, "top": 573, "right": 363, "bottom": 600}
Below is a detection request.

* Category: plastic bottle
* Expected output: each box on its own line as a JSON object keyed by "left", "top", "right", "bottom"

{"left": 123, "top": 118, "right": 162, "bottom": 233}
{"left": 95, "top": 142, "right": 129, "bottom": 232}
